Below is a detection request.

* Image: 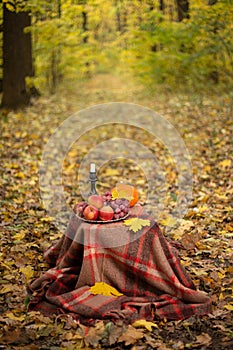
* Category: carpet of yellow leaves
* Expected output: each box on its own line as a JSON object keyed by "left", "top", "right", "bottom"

{"left": 0, "top": 74, "right": 232, "bottom": 349}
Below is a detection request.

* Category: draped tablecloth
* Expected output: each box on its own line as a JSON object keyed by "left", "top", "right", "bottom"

{"left": 28, "top": 205, "right": 212, "bottom": 324}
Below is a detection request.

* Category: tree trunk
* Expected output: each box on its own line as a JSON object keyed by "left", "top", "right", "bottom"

{"left": 208, "top": 0, "right": 218, "bottom": 5}
{"left": 208, "top": 0, "right": 219, "bottom": 83}
{"left": 115, "top": 2, "right": 122, "bottom": 32}
{"left": 2, "top": 4, "right": 33, "bottom": 109}
{"left": 57, "top": 0, "right": 61, "bottom": 18}
{"left": 157, "top": 0, "right": 165, "bottom": 26}
{"left": 115, "top": 0, "right": 127, "bottom": 34}
{"left": 159, "top": 0, "right": 165, "bottom": 12}
{"left": 175, "top": 0, "right": 190, "bottom": 22}
{"left": 82, "top": 10, "right": 88, "bottom": 43}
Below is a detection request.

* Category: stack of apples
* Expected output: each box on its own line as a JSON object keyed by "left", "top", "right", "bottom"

{"left": 74, "top": 191, "right": 130, "bottom": 222}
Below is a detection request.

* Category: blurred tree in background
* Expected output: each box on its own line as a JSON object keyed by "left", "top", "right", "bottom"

{"left": 1, "top": 0, "right": 232, "bottom": 107}
{"left": 1, "top": 0, "right": 34, "bottom": 108}
{"left": 122, "top": 0, "right": 233, "bottom": 92}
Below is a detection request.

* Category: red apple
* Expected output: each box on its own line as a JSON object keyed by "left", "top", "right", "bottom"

{"left": 99, "top": 205, "right": 114, "bottom": 221}
{"left": 88, "top": 195, "right": 105, "bottom": 209}
{"left": 83, "top": 205, "right": 99, "bottom": 220}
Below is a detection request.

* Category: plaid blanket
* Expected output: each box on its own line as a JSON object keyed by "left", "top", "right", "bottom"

{"left": 28, "top": 205, "right": 212, "bottom": 324}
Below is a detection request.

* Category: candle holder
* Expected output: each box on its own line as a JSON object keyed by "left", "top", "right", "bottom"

{"left": 88, "top": 165, "right": 98, "bottom": 196}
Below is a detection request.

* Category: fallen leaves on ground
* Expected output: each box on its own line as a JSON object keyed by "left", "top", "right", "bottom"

{"left": 0, "top": 74, "right": 232, "bottom": 349}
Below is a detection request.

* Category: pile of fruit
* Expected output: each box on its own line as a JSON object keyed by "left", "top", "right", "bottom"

{"left": 74, "top": 184, "right": 139, "bottom": 222}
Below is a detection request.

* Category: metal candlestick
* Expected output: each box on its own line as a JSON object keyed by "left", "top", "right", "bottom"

{"left": 88, "top": 166, "right": 98, "bottom": 196}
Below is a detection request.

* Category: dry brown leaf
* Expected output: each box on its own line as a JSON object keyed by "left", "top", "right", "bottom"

{"left": 107, "top": 323, "right": 123, "bottom": 345}
{"left": 181, "top": 231, "right": 201, "bottom": 250}
{"left": 84, "top": 321, "right": 105, "bottom": 347}
{"left": 118, "top": 325, "right": 144, "bottom": 345}
{"left": 172, "top": 219, "right": 195, "bottom": 240}
{"left": 194, "top": 332, "right": 212, "bottom": 346}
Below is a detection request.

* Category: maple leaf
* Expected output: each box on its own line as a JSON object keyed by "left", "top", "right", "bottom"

{"left": 106, "top": 322, "right": 123, "bottom": 346}
{"left": 83, "top": 321, "right": 105, "bottom": 347}
{"left": 117, "top": 325, "right": 144, "bottom": 345}
{"left": 90, "top": 282, "right": 123, "bottom": 297}
{"left": 124, "top": 217, "right": 150, "bottom": 232}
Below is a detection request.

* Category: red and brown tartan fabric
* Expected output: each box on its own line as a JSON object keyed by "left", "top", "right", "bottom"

{"left": 28, "top": 205, "right": 212, "bottom": 324}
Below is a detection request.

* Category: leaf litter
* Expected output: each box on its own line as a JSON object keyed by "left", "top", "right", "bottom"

{"left": 0, "top": 74, "right": 233, "bottom": 349}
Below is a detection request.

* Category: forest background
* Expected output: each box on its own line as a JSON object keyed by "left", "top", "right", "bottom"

{"left": 1, "top": 0, "right": 233, "bottom": 104}
{"left": 0, "top": 0, "right": 233, "bottom": 349}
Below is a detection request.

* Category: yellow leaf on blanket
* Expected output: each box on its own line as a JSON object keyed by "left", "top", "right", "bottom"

{"left": 90, "top": 282, "right": 123, "bottom": 297}
{"left": 124, "top": 217, "right": 150, "bottom": 232}
{"left": 132, "top": 319, "right": 158, "bottom": 331}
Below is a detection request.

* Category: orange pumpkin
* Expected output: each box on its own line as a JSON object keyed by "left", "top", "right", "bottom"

{"left": 111, "top": 183, "right": 139, "bottom": 207}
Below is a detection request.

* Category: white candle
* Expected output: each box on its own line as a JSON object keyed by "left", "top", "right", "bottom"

{"left": 90, "top": 163, "right": 95, "bottom": 173}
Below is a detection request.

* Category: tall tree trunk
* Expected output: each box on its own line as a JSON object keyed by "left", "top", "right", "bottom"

{"left": 208, "top": 0, "right": 218, "bottom": 5}
{"left": 159, "top": 0, "right": 165, "bottom": 12}
{"left": 57, "top": 0, "right": 61, "bottom": 18}
{"left": 114, "top": 0, "right": 127, "bottom": 34}
{"left": 115, "top": 2, "right": 122, "bottom": 32}
{"left": 148, "top": 0, "right": 154, "bottom": 11}
{"left": 0, "top": 22, "right": 3, "bottom": 93}
{"left": 207, "top": 0, "right": 219, "bottom": 83}
{"left": 82, "top": 10, "right": 88, "bottom": 43}
{"left": 49, "top": 0, "right": 62, "bottom": 93}
{"left": 175, "top": 0, "right": 190, "bottom": 22}
{"left": 2, "top": 4, "right": 33, "bottom": 109}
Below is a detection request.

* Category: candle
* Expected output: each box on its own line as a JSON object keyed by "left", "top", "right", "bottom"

{"left": 89, "top": 163, "right": 98, "bottom": 195}
{"left": 90, "top": 163, "right": 95, "bottom": 173}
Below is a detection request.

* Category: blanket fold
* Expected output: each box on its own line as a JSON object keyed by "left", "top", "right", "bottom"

{"left": 28, "top": 207, "right": 212, "bottom": 324}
